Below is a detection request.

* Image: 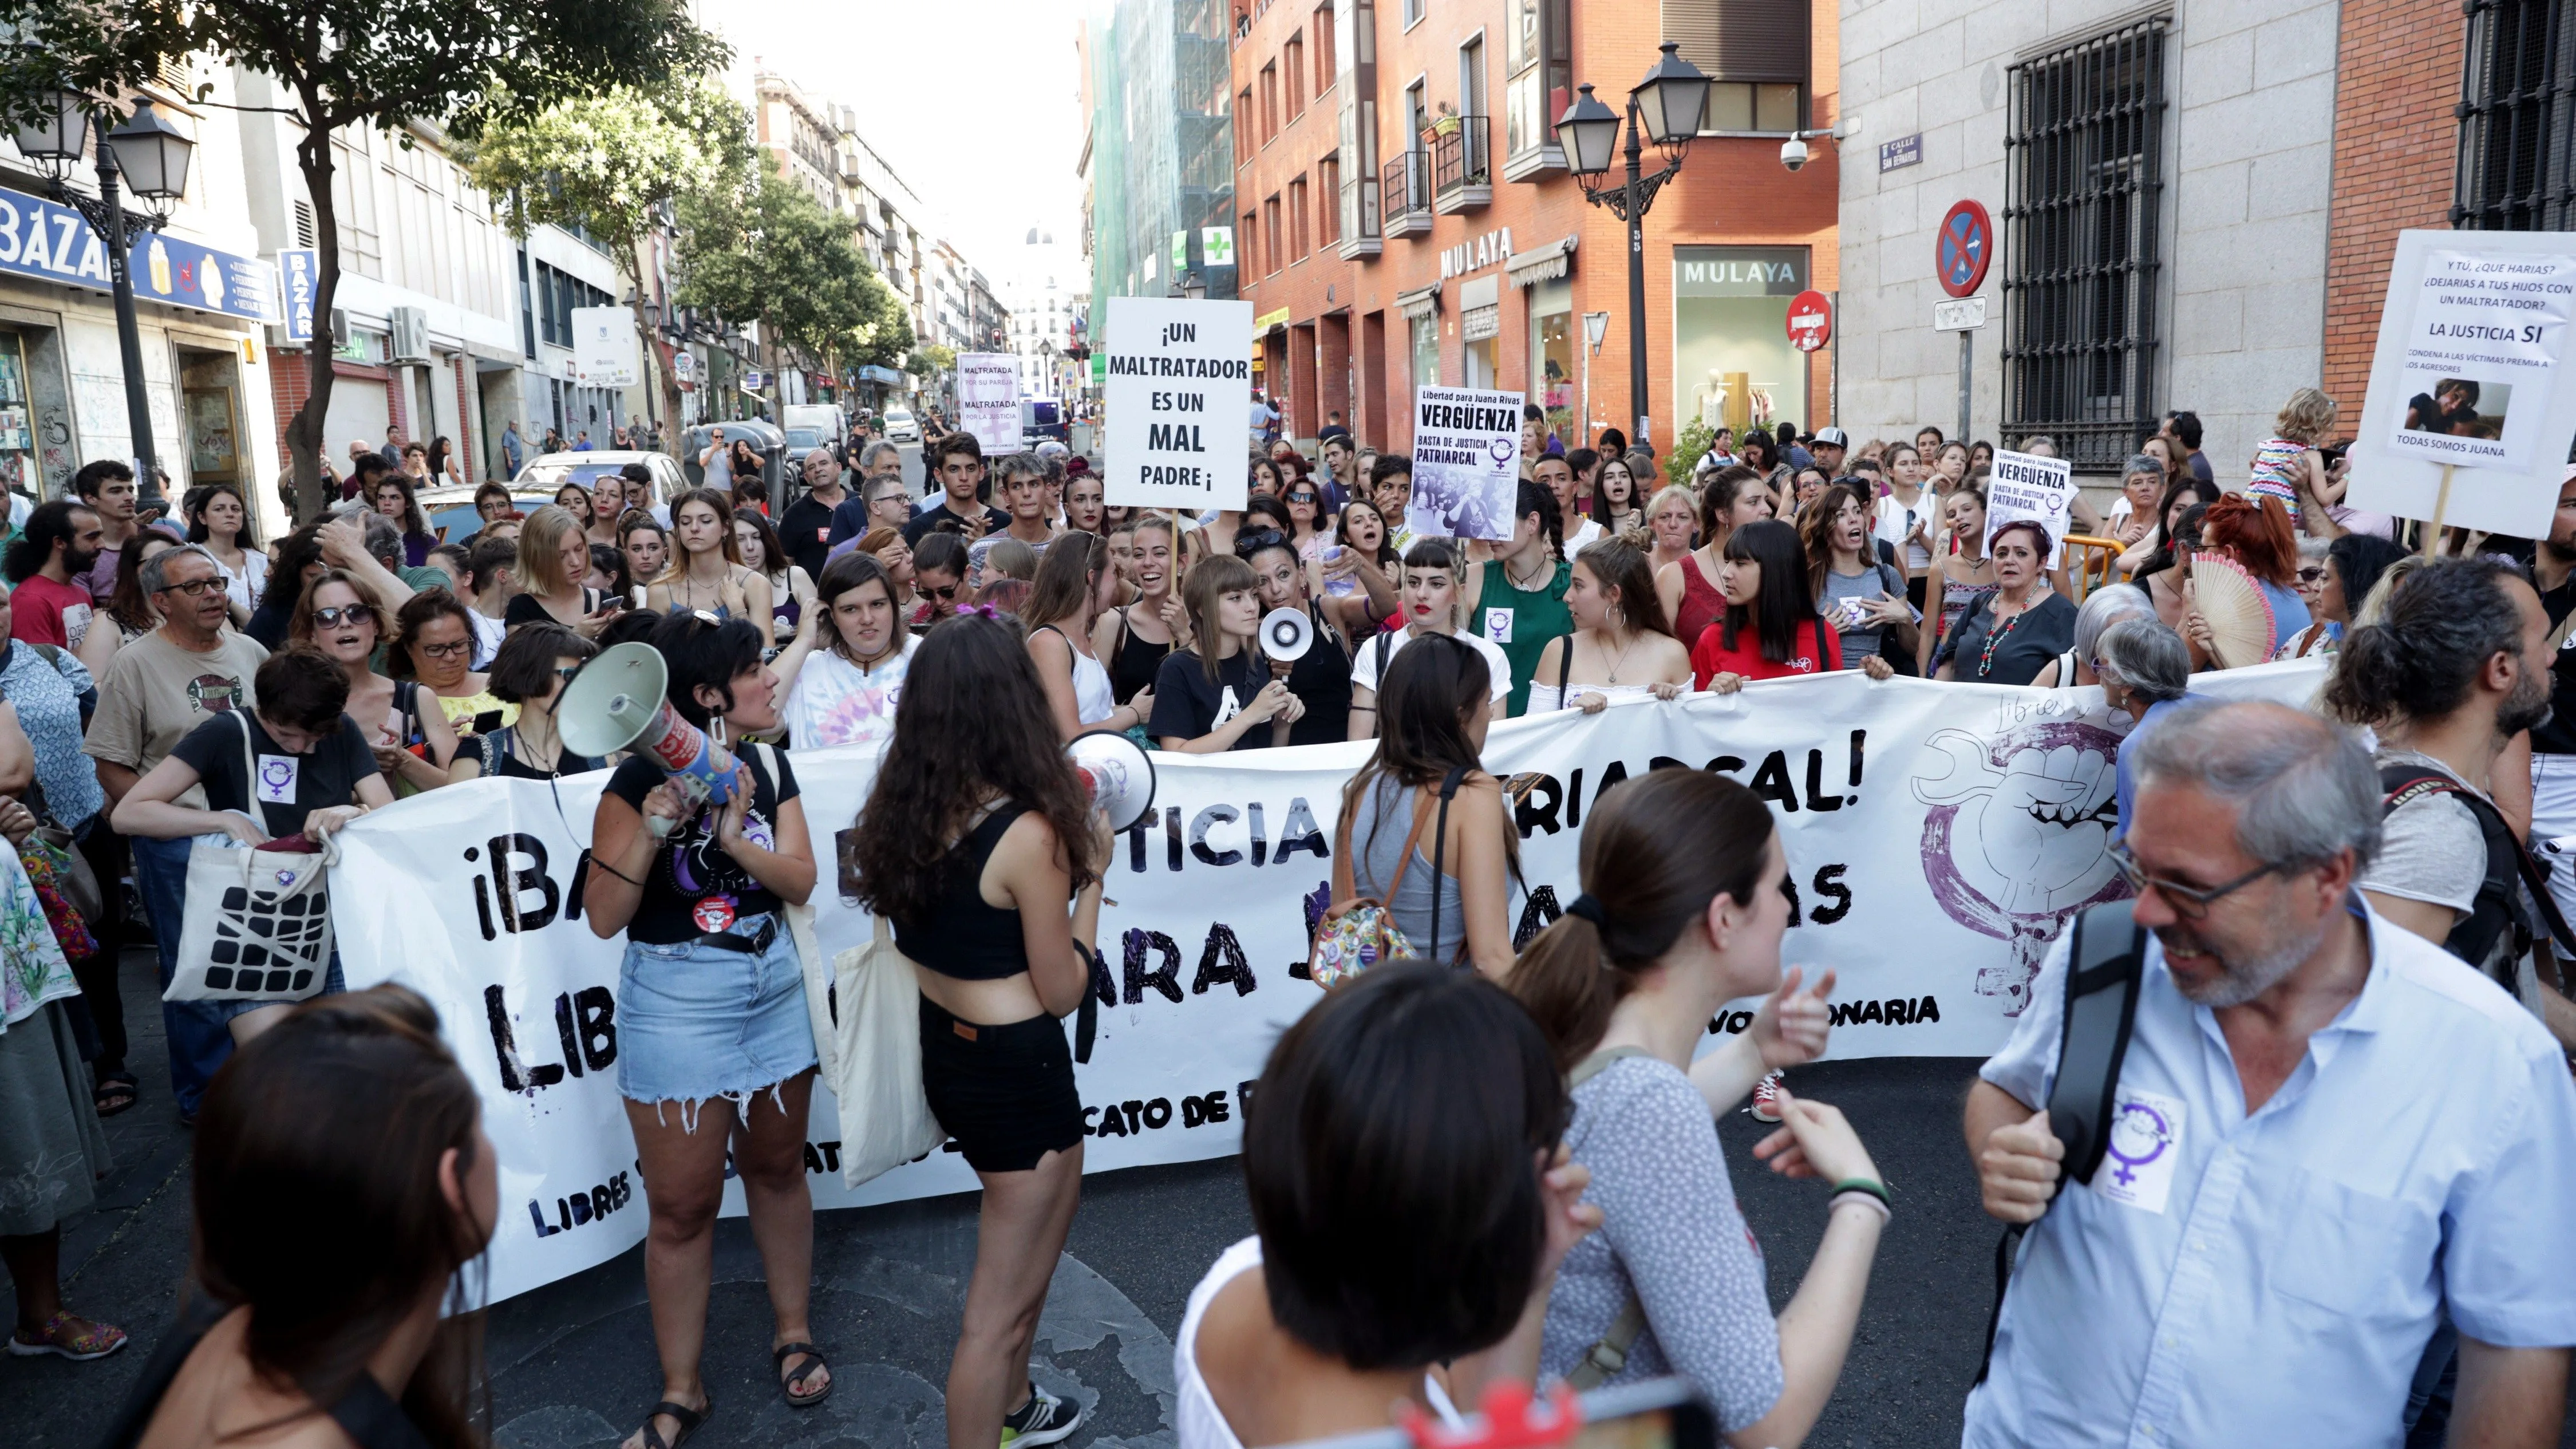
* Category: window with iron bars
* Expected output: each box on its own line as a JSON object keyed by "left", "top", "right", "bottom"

{"left": 2455, "top": 0, "right": 2576, "bottom": 230}
{"left": 2001, "top": 19, "right": 2166, "bottom": 473}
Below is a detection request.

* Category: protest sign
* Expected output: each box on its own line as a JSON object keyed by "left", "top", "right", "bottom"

{"left": 2349, "top": 230, "right": 2576, "bottom": 539}
{"left": 334, "top": 658, "right": 2324, "bottom": 1304}
{"left": 957, "top": 353, "right": 1021, "bottom": 457}
{"left": 1409, "top": 385, "right": 1523, "bottom": 542}
{"left": 1985, "top": 448, "right": 2074, "bottom": 567}
{"left": 1104, "top": 297, "right": 1253, "bottom": 511}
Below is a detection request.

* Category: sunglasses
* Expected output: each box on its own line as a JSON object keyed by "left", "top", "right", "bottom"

{"left": 2297, "top": 567, "right": 2326, "bottom": 584}
{"left": 923, "top": 582, "right": 961, "bottom": 602}
{"left": 1285, "top": 492, "right": 1319, "bottom": 505}
{"left": 311, "top": 605, "right": 373, "bottom": 628}
{"left": 554, "top": 665, "right": 583, "bottom": 685}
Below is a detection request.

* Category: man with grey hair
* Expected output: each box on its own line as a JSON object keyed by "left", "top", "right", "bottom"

{"left": 776, "top": 445, "right": 846, "bottom": 581}
{"left": 2096, "top": 615, "right": 2191, "bottom": 840}
{"left": 81, "top": 540, "right": 268, "bottom": 1120}
{"left": 1964, "top": 700, "right": 2576, "bottom": 1447}
{"left": 825, "top": 438, "right": 912, "bottom": 548}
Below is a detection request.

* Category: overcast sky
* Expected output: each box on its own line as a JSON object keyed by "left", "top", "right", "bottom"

{"left": 709, "top": 0, "right": 1089, "bottom": 287}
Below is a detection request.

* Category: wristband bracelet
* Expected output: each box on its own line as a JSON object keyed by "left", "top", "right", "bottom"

{"left": 1828, "top": 1190, "right": 1892, "bottom": 1225}
{"left": 1828, "top": 1177, "right": 1889, "bottom": 1206}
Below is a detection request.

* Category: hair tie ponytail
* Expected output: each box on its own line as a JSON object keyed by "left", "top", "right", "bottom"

{"left": 1565, "top": 893, "right": 1608, "bottom": 928}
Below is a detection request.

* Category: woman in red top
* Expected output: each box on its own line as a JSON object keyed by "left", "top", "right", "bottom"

{"left": 1691, "top": 520, "right": 1894, "bottom": 691}
{"left": 1656, "top": 465, "right": 1774, "bottom": 650}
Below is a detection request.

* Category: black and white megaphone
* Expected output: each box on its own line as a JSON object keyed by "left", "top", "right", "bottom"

{"left": 1259, "top": 605, "right": 1314, "bottom": 662}
{"left": 1068, "top": 729, "right": 1157, "bottom": 832}
{"left": 556, "top": 642, "right": 746, "bottom": 816}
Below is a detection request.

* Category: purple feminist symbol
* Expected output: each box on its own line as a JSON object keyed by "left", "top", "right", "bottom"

{"left": 260, "top": 759, "right": 295, "bottom": 792}
{"left": 2104, "top": 1100, "right": 2173, "bottom": 1186}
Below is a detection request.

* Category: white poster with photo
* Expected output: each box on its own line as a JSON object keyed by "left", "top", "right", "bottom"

{"left": 1409, "top": 386, "right": 1524, "bottom": 542}
{"left": 1984, "top": 448, "right": 2074, "bottom": 568}
{"left": 2385, "top": 250, "right": 2576, "bottom": 471}
{"left": 957, "top": 353, "right": 1021, "bottom": 457}
{"left": 1104, "top": 297, "right": 1253, "bottom": 511}
{"left": 2349, "top": 230, "right": 2576, "bottom": 539}
{"left": 334, "top": 659, "right": 2324, "bottom": 1304}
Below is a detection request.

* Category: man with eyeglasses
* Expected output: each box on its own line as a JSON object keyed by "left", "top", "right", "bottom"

{"left": 81, "top": 543, "right": 270, "bottom": 1122}
{"left": 1963, "top": 701, "right": 2576, "bottom": 1449}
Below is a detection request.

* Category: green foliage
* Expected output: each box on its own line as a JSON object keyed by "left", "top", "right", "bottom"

{"left": 465, "top": 77, "right": 753, "bottom": 276}
{"left": 675, "top": 172, "right": 913, "bottom": 372}
{"left": 1668, "top": 417, "right": 1718, "bottom": 486}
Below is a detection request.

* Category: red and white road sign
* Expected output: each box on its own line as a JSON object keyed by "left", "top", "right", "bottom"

{"left": 1787, "top": 289, "right": 1832, "bottom": 352}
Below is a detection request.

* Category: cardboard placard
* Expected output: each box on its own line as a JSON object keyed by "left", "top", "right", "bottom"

{"left": 1104, "top": 297, "right": 1253, "bottom": 511}
{"left": 1408, "top": 385, "right": 1524, "bottom": 542}
{"left": 1985, "top": 448, "right": 2073, "bottom": 568}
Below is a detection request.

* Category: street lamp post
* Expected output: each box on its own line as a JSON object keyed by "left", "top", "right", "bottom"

{"left": 1555, "top": 44, "right": 1709, "bottom": 455}
{"left": 7, "top": 85, "right": 194, "bottom": 506}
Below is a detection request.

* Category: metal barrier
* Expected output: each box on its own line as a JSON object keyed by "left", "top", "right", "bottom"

{"left": 2062, "top": 534, "right": 2125, "bottom": 599}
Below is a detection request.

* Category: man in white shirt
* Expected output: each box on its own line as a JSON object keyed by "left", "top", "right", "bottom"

{"left": 1965, "top": 701, "right": 2576, "bottom": 1448}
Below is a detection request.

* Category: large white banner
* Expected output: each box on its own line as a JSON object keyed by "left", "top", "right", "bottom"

{"left": 1103, "top": 297, "right": 1253, "bottom": 511}
{"left": 957, "top": 352, "right": 1021, "bottom": 458}
{"left": 337, "top": 660, "right": 2324, "bottom": 1302}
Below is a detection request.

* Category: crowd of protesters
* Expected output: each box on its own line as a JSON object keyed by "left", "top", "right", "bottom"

{"left": 6, "top": 387, "right": 2575, "bottom": 1449}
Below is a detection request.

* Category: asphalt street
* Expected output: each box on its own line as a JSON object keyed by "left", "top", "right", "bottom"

{"left": 8, "top": 946, "right": 2573, "bottom": 1448}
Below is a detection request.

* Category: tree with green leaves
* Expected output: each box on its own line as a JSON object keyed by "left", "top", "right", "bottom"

{"left": 674, "top": 172, "right": 912, "bottom": 397}
{"left": 0, "top": 0, "right": 724, "bottom": 517}
{"left": 465, "top": 76, "right": 754, "bottom": 456}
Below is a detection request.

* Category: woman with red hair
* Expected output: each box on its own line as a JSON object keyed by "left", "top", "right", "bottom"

{"left": 2182, "top": 493, "right": 2312, "bottom": 666}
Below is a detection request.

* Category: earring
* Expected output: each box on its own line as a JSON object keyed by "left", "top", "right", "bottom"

{"left": 710, "top": 715, "right": 728, "bottom": 747}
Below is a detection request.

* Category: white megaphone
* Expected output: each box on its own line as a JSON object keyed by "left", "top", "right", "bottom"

{"left": 1259, "top": 606, "right": 1314, "bottom": 662}
{"left": 1068, "top": 729, "right": 1157, "bottom": 832}
{"left": 556, "top": 642, "right": 746, "bottom": 818}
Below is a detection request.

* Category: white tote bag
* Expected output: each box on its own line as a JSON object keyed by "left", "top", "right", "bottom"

{"left": 163, "top": 714, "right": 337, "bottom": 1005}
{"left": 829, "top": 915, "right": 945, "bottom": 1187}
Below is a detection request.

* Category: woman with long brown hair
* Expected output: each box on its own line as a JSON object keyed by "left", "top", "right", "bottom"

{"left": 1508, "top": 769, "right": 1879, "bottom": 1442}
{"left": 649, "top": 488, "right": 774, "bottom": 643}
{"left": 845, "top": 613, "right": 1105, "bottom": 1449}
{"left": 1024, "top": 531, "right": 1149, "bottom": 740}
{"left": 1657, "top": 465, "right": 1773, "bottom": 651}
{"left": 1149, "top": 554, "right": 1302, "bottom": 751}
{"left": 1801, "top": 482, "right": 1915, "bottom": 669}
{"left": 100, "top": 986, "right": 497, "bottom": 1449}
{"left": 372, "top": 475, "right": 438, "bottom": 567}
{"left": 1526, "top": 537, "right": 1692, "bottom": 713}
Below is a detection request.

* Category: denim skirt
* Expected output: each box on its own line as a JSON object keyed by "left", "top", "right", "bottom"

{"left": 615, "top": 914, "right": 818, "bottom": 1117}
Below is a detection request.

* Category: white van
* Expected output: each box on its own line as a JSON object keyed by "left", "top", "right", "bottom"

{"left": 779, "top": 404, "right": 845, "bottom": 457}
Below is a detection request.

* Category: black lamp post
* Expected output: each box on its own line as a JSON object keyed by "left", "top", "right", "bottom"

{"left": 1556, "top": 42, "right": 1709, "bottom": 454}
{"left": 9, "top": 85, "right": 195, "bottom": 506}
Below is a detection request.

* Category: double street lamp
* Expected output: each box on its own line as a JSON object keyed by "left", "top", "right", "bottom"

{"left": 8, "top": 81, "right": 195, "bottom": 506}
{"left": 1555, "top": 43, "right": 1710, "bottom": 456}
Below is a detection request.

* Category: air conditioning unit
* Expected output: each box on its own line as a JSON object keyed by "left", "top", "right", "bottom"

{"left": 329, "top": 309, "right": 349, "bottom": 351}
{"left": 389, "top": 306, "right": 430, "bottom": 362}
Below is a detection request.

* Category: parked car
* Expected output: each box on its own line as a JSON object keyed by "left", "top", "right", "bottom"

{"left": 679, "top": 421, "right": 788, "bottom": 510}
{"left": 417, "top": 485, "right": 555, "bottom": 546}
{"left": 880, "top": 406, "right": 922, "bottom": 443}
{"left": 779, "top": 403, "right": 845, "bottom": 459}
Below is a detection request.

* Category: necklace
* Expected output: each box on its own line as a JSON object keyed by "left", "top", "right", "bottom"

{"left": 1976, "top": 587, "right": 2048, "bottom": 678}
{"left": 510, "top": 718, "right": 564, "bottom": 774}
{"left": 1599, "top": 629, "right": 1637, "bottom": 684}
{"left": 1505, "top": 551, "right": 1553, "bottom": 593}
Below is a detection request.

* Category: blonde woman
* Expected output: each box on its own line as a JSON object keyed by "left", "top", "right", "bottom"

{"left": 1641, "top": 484, "right": 1698, "bottom": 576}
{"left": 501, "top": 504, "right": 618, "bottom": 636}
{"left": 2248, "top": 387, "right": 2341, "bottom": 535}
{"left": 647, "top": 487, "right": 774, "bottom": 643}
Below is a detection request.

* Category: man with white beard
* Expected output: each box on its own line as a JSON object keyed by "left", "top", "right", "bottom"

{"left": 1961, "top": 701, "right": 2576, "bottom": 1449}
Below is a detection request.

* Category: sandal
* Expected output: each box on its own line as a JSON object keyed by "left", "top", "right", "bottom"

{"left": 8, "top": 1311, "right": 127, "bottom": 1361}
{"left": 93, "top": 1072, "right": 137, "bottom": 1118}
{"left": 630, "top": 1397, "right": 709, "bottom": 1449}
{"left": 774, "top": 1341, "right": 832, "bottom": 1408}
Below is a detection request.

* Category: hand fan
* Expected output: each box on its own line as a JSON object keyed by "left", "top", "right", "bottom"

{"left": 2190, "top": 554, "right": 2276, "bottom": 670}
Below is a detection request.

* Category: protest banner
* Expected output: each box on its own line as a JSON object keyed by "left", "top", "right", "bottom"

{"left": 335, "top": 658, "right": 2324, "bottom": 1302}
{"left": 1103, "top": 297, "right": 1253, "bottom": 511}
{"left": 1408, "top": 386, "right": 1524, "bottom": 542}
{"left": 957, "top": 353, "right": 1021, "bottom": 457}
{"left": 2349, "top": 229, "right": 2576, "bottom": 540}
{"left": 1985, "top": 448, "right": 2075, "bottom": 567}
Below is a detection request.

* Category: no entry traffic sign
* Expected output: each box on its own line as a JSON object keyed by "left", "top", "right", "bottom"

{"left": 1787, "top": 289, "right": 1832, "bottom": 352}
{"left": 1937, "top": 200, "right": 1993, "bottom": 298}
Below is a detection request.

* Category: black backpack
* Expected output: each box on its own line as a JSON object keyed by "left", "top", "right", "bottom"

{"left": 2377, "top": 763, "right": 2576, "bottom": 982}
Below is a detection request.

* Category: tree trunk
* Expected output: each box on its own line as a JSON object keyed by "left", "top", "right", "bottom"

{"left": 285, "top": 126, "right": 339, "bottom": 525}
{"left": 617, "top": 251, "right": 681, "bottom": 460}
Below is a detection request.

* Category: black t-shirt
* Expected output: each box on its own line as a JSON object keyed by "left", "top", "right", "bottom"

{"left": 902, "top": 500, "right": 1009, "bottom": 546}
{"left": 458, "top": 730, "right": 605, "bottom": 780}
{"left": 169, "top": 710, "right": 376, "bottom": 839}
{"left": 2534, "top": 573, "right": 2576, "bottom": 756}
{"left": 504, "top": 588, "right": 603, "bottom": 629}
{"left": 603, "top": 745, "right": 801, "bottom": 943}
{"left": 1281, "top": 603, "right": 1353, "bottom": 747}
{"left": 778, "top": 493, "right": 839, "bottom": 581}
{"left": 1149, "top": 647, "right": 1275, "bottom": 750}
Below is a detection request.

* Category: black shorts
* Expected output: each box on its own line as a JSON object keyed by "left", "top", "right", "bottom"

{"left": 919, "top": 997, "right": 1084, "bottom": 1173}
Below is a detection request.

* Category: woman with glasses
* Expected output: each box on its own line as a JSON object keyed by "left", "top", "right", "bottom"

{"left": 471, "top": 480, "right": 517, "bottom": 528}
{"left": 294, "top": 570, "right": 456, "bottom": 796}
{"left": 392, "top": 589, "right": 513, "bottom": 741}
{"left": 910, "top": 531, "right": 970, "bottom": 627}
{"left": 586, "top": 611, "right": 824, "bottom": 1448}
{"left": 1282, "top": 479, "right": 1333, "bottom": 566}
{"left": 449, "top": 624, "right": 603, "bottom": 782}
{"left": 504, "top": 505, "right": 618, "bottom": 637}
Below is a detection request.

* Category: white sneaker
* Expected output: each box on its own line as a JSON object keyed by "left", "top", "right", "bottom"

{"left": 1749, "top": 1069, "right": 1784, "bottom": 1123}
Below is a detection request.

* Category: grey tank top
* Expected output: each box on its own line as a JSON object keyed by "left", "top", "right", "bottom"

{"left": 1348, "top": 774, "right": 1466, "bottom": 966}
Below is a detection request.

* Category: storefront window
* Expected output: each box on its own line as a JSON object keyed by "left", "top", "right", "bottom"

{"left": 179, "top": 349, "right": 244, "bottom": 486}
{"left": 1410, "top": 312, "right": 1440, "bottom": 393}
{"left": 1671, "top": 246, "right": 1807, "bottom": 441}
{"left": 0, "top": 333, "right": 34, "bottom": 500}
{"left": 1527, "top": 278, "right": 1572, "bottom": 446}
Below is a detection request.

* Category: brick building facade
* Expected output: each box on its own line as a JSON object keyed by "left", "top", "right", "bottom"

{"left": 1230, "top": 0, "right": 1838, "bottom": 463}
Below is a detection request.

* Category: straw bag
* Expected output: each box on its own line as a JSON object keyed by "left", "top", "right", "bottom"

{"left": 1307, "top": 766, "right": 1467, "bottom": 988}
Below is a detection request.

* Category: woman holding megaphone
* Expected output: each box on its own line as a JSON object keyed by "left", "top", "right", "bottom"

{"left": 584, "top": 610, "right": 827, "bottom": 1448}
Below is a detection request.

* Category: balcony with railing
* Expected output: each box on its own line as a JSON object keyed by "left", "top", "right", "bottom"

{"left": 1430, "top": 115, "right": 1491, "bottom": 212}
{"left": 1382, "top": 151, "right": 1432, "bottom": 237}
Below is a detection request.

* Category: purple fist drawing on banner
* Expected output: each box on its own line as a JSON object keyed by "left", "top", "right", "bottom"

{"left": 1910, "top": 718, "right": 2130, "bottom": 1014}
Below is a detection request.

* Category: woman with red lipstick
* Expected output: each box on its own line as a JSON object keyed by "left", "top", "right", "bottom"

{"left": 292, "top": 570, "right": 457, "bottom": 795}
{"left": 1346, "top": 539, "right": 1513, "bottom": 742}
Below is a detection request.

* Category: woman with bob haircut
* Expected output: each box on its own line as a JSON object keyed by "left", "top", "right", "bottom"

{"left": 1151, "top": 553, "right": 1303, "bottom": 752}
{"left": 96, "top": 986, "right": 498, "bottom": 1449}
{"left": 768, "top": 552, "right": 923, "bottom": 750}
{"left": 1511, "top": 769, "right": 1884, "bottom": 1447}
{"left": 844, "top": 611, "right": 1108, "bottom": 1449}
{"left": 447, "top": 623, "right": 604, "bottom": 781}
{"left": 584, "top": 610, "right": 824, "bottom": 1448}
{"left": 1691, "top": 519, "right": 1856, "bottom": 691}
{"left": 503, "top": 504, "right": 617, "bottom": 637}
{"left": 1177, "top": 964, "right": 1601, "bottom": 1449}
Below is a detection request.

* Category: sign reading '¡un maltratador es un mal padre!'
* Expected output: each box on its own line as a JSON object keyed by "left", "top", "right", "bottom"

{"left": 1105, "top": 295, "right": 1254, "bottom": 510}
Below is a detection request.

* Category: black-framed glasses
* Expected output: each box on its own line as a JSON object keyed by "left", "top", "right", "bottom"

{"left": 159, "top": 576, "right": 223, "bottom": 597}
{"left": 416, "top": 640, "right": 472, "bottom": 658}
{"left": 923, "top": 582, "right": 960, "bottom": 602}
{"left": 2105, "top": 842, "right": 2279, "bottom": 922}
